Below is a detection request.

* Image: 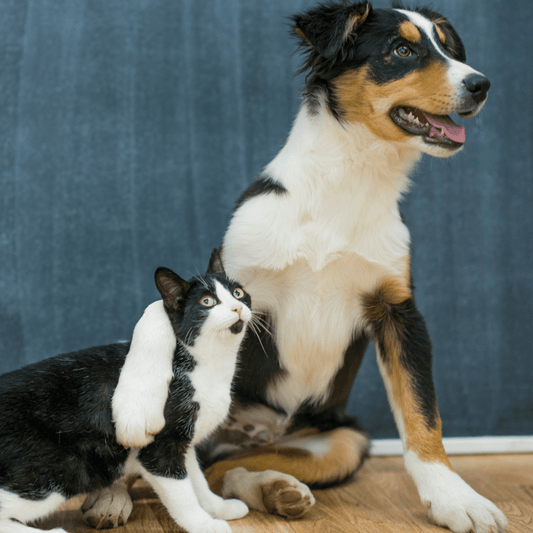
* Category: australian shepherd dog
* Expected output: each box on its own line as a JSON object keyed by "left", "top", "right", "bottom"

{"left": 89, "top": 2, "right": 506, "bottom": 532}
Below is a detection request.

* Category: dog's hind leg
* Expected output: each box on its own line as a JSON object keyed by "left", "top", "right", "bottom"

{"left": 81, "top": 479, "right": 134, "bottom": 529}
{"left": 205, "top": 426, "right": 370, "bottom": 519}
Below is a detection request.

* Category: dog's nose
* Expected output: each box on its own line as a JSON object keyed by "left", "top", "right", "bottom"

{"left": 463, "top": 74, "right": 491, "bottom": 103}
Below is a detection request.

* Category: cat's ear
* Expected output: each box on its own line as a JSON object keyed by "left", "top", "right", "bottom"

{"left": 206, "top": 248, "right": 226, "bottom": 276}
{"left": 155, "top": 267, "right": 190, "bottom": 310}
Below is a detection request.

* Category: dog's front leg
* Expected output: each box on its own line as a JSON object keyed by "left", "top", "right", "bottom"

{"left": 364, "top": 280, "right": 508, "bottom": 533}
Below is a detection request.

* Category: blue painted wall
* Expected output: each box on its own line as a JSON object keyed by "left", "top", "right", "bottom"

{"left": 0, "top": 0, "right": 531, "bottom": 438}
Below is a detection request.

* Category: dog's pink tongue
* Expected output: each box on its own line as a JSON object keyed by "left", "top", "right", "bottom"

{"left": 424, "top": 113, "right": 465, "bottom": 143}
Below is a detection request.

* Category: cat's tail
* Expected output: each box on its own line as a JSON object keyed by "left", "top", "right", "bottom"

{"left": 204, "top": 426, "right": 370, "bottom": 518}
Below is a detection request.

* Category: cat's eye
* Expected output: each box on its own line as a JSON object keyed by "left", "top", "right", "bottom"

{"left": 200, "top": 296, "right": 216, "bottom": 307}
{"left": 233, "top": 288, "right": 244, "bottom": 299}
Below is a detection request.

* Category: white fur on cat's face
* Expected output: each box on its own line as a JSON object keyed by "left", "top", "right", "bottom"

{"left": 198, "top": 281, "right": 252, "bottom": 340}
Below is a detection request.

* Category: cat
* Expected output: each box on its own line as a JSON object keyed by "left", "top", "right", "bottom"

{"left": 0, "top": 248, "right": 251, "bottom": 533}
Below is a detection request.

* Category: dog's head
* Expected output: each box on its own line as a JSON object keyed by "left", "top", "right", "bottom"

{"left": 293, "top": 1, "right": 490, "bottom": 157}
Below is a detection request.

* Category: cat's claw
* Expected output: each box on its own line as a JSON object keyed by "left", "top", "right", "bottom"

{"left": 81, "top": 481, "right": 133, "bottom": 529}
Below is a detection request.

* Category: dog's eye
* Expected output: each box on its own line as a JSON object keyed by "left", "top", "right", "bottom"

{"left": 233, "top": 288, "right": 244, "bottom": 299}
{"left": 395, "top": 45, "right": 412, "bottom": 57}
{"left": 200, "top": 296, "right": 216, "bottom": 307}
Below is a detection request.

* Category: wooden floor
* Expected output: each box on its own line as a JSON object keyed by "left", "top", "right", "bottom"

{"left": 38, "top": 454, "right": 533, "bottom": 533}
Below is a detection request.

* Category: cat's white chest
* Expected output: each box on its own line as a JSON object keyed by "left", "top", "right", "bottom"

{"left": 187, "top": 349, "right": 237, "bottom": 444}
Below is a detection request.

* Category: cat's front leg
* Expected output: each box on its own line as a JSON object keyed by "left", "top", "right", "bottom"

{"left": 186, "top": 449, "right": 248, "bottom": 521}
{"left": 141, "top": 470, "right": 232, "bottom": 533}
{"left": 112, "top": 301, "right": 176, "bottom": 448}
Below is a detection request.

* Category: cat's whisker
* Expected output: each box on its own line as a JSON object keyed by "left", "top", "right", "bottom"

{"left": 248, "top": 319, "right": 269, "bottom": 358}
{"left": 197, "top": 275, "right": 211, "bottom": 292}
{"left": 253, "top": 314, "right": 271, "bottom": 329}
{"left": 251, "top": 314, "right": 273, "bottom": 339}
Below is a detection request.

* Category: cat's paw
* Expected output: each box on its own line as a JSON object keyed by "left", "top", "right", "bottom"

{"left": 223, "top": 468, "right": 315, "bottom": 519}
{"left": 81, "top": 481, "right": 133, "bottom": 529}
{"left": 113, "top": 394, "right": 166, "bottom": 448}
{"left": 209, "top": 498, "right": 249, "bottom": 521}
{"left": 192, "top": 518, "right": 232, "bottom": 533}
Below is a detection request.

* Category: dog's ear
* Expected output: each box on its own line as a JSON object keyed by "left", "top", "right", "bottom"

{"left": 206, "top": 248, "right": 226, "bottom": 276}
{"left": 155, "top": 267, "right": 190, "bottom": 311}
{"left": 293, "top": 1, "right": 371, "bottom": 59}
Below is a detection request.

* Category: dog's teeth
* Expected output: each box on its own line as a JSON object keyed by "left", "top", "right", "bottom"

{"left": 413, "top": 117, "right": 420, "bottom": 125}
{"left": 398, "top": 108, "right": 408, "bottom": 118}
{"left": 407, "top": 112, "right": 414, "bottom": 121}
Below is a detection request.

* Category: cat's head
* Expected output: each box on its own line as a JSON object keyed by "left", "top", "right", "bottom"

{"left": 154, "top": 248, "right": 252, "bottom": 347}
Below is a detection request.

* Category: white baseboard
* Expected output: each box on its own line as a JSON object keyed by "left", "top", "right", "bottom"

{"left": 371, "top": 436, "right": 533, "bottom": 456}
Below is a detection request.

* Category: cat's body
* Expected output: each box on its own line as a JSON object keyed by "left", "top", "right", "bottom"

{"left": 0, "top": 250, "right": 251, "bottom": 533}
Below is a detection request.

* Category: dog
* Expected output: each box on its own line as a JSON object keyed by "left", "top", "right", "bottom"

{"left": 86, "top": 2, "right": 508, "bottom": 532}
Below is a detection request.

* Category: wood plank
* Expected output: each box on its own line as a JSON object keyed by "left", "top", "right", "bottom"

{"left": 28, "top": 454, "right": 533, "bottom": 533}
{"left": 122, "top": 503, "right": 166, "bottom": 533}
{"left": 497, "top": 501, "right": 533, "bottom": 532}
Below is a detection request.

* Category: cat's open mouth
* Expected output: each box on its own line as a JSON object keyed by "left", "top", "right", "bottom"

{"left": 230, "top": 320, "right": 245, "bottom": 334}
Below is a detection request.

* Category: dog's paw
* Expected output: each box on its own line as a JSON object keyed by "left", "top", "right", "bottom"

{"left": 81, "top": 481, "right": 133, "bottom": 529}
{"left": 406, "top": 452, "right": 508, "bottom": 533}
{"left": 261, "top": 476, "right": 315, "bottom": 519}
{"left": 222, "top": 467, "right": 315, "bottom": 519}
{"left": 425, "top": 484, "right": 508, "bottom": 533}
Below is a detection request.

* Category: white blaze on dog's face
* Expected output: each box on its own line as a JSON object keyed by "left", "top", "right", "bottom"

{"left": 294, "top": 2, "right": 490, "bottom": 158}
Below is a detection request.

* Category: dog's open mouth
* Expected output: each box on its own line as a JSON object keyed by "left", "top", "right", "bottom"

{"left": 390, "top": 106, "right": 467, "bottom": 149}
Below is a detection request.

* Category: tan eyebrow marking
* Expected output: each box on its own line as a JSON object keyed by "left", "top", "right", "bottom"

{"left": 399, "top": 20, "right": 422, "bottom": 43}
{"left": 434, "top": 23, "right": 446, "bottom": 44}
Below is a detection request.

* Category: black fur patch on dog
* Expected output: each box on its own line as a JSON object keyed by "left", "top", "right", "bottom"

{"left": 233, "top": 312, "right": 284, "bottom": 407}
{"left": 293, "top": 1, "right": 466, "bottom": 119}
{"left": 234, "top": 173, "right": 288, "bottom": 211}
{"left": 368, "top": 296, "right": 438, "bottom": 430}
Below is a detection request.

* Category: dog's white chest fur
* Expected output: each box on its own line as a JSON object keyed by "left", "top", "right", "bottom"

{"left": 223, "top": 106, "right": 418, "bottom": 414}
{"left": 241, "top": 254, "right": 404, "bottom": 414}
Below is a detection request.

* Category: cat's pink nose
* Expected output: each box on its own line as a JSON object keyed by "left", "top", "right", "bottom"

{"left": 233, "top": 306, "right": 242, "bottom": 318}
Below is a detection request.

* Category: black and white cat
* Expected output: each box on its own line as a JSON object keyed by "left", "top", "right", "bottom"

{"left": 0, "top": 249, "right": 251, "bottom": 533}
